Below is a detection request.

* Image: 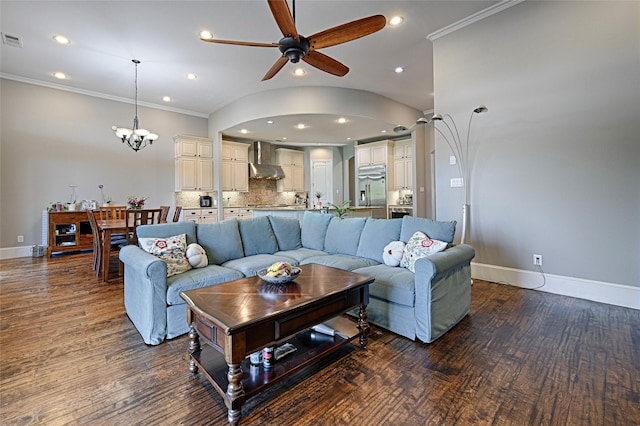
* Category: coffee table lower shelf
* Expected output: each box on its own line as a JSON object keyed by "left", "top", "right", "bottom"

{"left": 190, "top": 316, "right": 361, "bottom": 406}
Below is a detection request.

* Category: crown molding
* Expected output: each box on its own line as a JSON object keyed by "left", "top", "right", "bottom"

{"left": 427, "top": 0, "right": 525, "bottom": 41}
{"left": 0, "top": 73, "right": 209, "bottom": 119}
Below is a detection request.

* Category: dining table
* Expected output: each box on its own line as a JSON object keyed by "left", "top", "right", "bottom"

{"left": 96, "top": 218, "right": 127, "bottom": 283}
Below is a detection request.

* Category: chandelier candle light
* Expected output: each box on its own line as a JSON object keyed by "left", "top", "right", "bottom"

{"left": 112, "top": 59, "right": 158, "bottom": 152}
{"left": 395, "top": 105, "right": 488, "bottom": 244}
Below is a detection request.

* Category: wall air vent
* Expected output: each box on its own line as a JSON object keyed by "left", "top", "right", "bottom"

{"left": 2, "top": 33, "right": 23, "bottom": 48}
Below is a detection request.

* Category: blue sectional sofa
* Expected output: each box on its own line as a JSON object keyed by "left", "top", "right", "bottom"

{"left": 119, "top": 212, "right": 475, "bottom": 345}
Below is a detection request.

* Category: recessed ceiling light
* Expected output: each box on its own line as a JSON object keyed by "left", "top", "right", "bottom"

{"left": 162, "top": 96, "right": 171, "bottom": 102}
{"left": 53, "top": 35, "right": 70, "bottom": 45}
{"left": 240, "top": 129, "right": 249, "bottom": 134}
{"left": 346, "top": 137, "right": 352, "bottom": 140}
{"left": 266, "top": 120, "right": 274, "bottom": 124}
{"left": 282, "top": 137, "right": 288, "bottom": 140}
{"left": 199, "top": 30, "right": 213, "bottom": 40}
{"left": 187, "top": 73, "right": 197, "bottom": 80}
{"left": 381, "top": 129, "right": 388, "bottom": 133}
{"left": 293, "top": 68, "right": 306, "bottom": 76}
{"left": 337, "top": 117, "right": 347, "bottom": 124}
{"left": 53, "top": 72, "right": 67, "bottom": 80}
{"left": 389, "top": 16, "right": 404, "bottom": 26}
{"left": 394, "top": 67, "right": 405, "bottom": 74}
{"left": 296, "top": 123, "right": 306, "bottom": 130}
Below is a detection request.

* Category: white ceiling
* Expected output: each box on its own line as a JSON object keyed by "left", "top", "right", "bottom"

{"left": 1, "top": 0, "right": 498, "bottom": 145}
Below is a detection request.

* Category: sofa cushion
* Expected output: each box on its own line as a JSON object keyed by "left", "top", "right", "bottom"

{"left": 196, "top": 219, "right": 244, "bottom": 264}
{"left": 137, "top": 221, "right": 197, "bottom": 245}
{"left": 301, "top": 254, "right": 379, "bottom": 271}
{"left": 268, "top": 215, "right": 302, "bottom": 250}
{"left": 323, "top": 217, "right": 366, "bottom": 256}
{"left": 400, "top": 216, "right": 457, "bottom": 244}
{"left": 301, "top": 211, "right": 332, "bottom": 250}
{"left": 275, "top": 248, "right": 328, "bottom": 263}
{"left": 356, "top": 218, "right": 403, "bottom": 263}
{"left": 222, "top": 253, "right": 299, "bottom": 277}
{"left": 138, "top": 234, "right": 192, "bottom": 278}
{"left": 400, "top": 231, "right": 448, "bottom": 272}
{"left": 238, "top": 216, "right": 279, "bottom": 256}
{"left": 166, "top": 264, "right": 244, "bottom": 305}
{"left": 353, "top": 264, "right": 416, "bottom": 307}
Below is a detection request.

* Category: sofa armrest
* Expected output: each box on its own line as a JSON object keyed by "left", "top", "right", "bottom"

{"left": 413, "top": 244, "right": 475, "bottom": 343}
{"left": 119, "top": 245, "right": 169, "bottom": 345}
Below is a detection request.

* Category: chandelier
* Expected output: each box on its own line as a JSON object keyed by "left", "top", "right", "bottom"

{"left": 112, "top": 59, "right": 158, "bottom": 152}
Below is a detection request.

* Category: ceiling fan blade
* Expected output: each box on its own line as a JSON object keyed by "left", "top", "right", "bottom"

{"left": 302, "top": 51, "right": 349, "bottom": 77}
{"left": 200, "top": 37, "right": 278, "bottom": 48}
{"left": 262, "top": 55, "right": 289, "bottom": 81}
{"left": 308, "top": 15, "right": 386, "bottom": 49}
{"left": 268, "top": 0, "right": 299, "bottom": 41}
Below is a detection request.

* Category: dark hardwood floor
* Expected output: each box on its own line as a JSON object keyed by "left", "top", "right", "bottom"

{"left": 1, "top": 253, "right": 638, "bottom": 425}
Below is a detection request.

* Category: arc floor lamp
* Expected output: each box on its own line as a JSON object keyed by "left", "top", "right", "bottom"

{"left": 395, "top": 105, "right": 488, "bottom": 244}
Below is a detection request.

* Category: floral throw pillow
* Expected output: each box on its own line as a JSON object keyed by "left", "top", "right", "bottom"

{"left": 400, "top": 231, "right": 448, "bottom": 272}
{"left": 138, "top": 234, "right": 192, "bottom": 277}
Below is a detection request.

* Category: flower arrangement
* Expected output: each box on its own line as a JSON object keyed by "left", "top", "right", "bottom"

{"left": 127, "top": 196, "right": 147, "bottom": 209}
{"left": 98, "top": 185, "right": 112, "bottom": 205}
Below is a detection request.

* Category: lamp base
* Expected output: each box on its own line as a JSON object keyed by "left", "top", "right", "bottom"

{"left": 461, "top": 203, "right": 470, "bottom": 245}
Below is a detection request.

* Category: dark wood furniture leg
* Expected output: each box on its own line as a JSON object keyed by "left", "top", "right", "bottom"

{"left": 357, "top": 304, "right": 370, "bottom": 348}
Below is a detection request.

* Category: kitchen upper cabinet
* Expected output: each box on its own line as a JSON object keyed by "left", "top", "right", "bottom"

{"left": 221, "top": 141, "right": 249, "bottom": 192}
{"left": 393, "top": 140, "right": 413, "bottom": 190}
{"left": 356, "top": 140, "right": 392, "bottom": 167}
{"left": 174, "top": 135, "right": 213, "bottom": 191}
{"left": 276, "top": 148, "right": 305, "bottom": 192}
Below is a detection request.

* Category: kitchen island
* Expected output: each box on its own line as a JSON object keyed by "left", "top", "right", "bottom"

{"left": 252, "top": 205, "right": 384, "bottom": 221}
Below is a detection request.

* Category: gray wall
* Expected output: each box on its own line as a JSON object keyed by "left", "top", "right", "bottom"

{"left": 432, "top": 1, "right": 639, "bottom": 287}
{"left": 0, "top": 79, "right": 208, "bottom": 249}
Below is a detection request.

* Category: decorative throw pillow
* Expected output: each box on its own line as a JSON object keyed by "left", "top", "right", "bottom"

{"left": 400, "top": 231, "right": 448, "bottom": 272}
{"left": 382, "top": 241, "right": 405, "bottom": 266}
{"left": 138, "top": 234, "right": 191, "bottom": 277}
{"left": 186, "top": 243, "right": 208, "bottom": 268}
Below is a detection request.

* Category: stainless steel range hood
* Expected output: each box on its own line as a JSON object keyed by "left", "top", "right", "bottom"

{"left": 249, "top": 141, "right": 285, "bottom": 180}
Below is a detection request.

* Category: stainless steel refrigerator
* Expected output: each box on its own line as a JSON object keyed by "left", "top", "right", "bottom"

{"left": 357, "top": 165, "right": 387, "bottom": 218}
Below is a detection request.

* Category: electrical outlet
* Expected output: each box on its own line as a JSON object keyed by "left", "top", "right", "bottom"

{"left": 17, "top": 235, "right": 24, "bottom": 243}
{"left": 533, "top": 254, "right": 542, "bottom": 266}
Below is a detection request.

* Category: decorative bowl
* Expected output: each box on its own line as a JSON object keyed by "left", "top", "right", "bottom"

{"left": 257, "top": 267, "right": 301, "bottom": 284}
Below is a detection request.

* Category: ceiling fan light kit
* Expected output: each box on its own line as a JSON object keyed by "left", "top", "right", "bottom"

{"left": 201, "top": 0, "right": 386, "bottom": 80}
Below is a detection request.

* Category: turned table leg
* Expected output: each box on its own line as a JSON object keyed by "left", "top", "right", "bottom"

{"left": 357, "top": 304, "right": 370, "bottom": 349}
{"left": 226, "top": 362, "right": 244, "bottom": 425}
{"left": 188, "top": 323, "right": 201, "bottom": 373}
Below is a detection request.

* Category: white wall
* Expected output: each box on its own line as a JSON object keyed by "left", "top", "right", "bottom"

{"left": 0, "top": 79, "right": 208, "bottom": 250}
{"left": 432, "top": 2, "right": 640, "bottom": 298}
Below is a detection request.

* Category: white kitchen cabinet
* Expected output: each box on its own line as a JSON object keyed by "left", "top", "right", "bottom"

{"left": 221, "top": 141, "right": 249, "bottom": 192}
{"left": 174, "top": 135, "right": 213, "bottom": 191}
{"left": 223, "top": 208, "right": 253, "bottom": 220}
{"left": 356, "top": 140, "right": 392, "bottom": 167}
{"left": 181, "top": 208, "right": 218, "bottom": 224}
{"left": 276, "top": 148, "right": 305, "bottom": 192}
{"left": 393, "top": 140, "right": 413, "bottom": 190}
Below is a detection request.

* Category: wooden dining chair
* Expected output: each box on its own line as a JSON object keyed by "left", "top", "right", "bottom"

{"left": 86, "top": 209, "right": 102, "bottom": 276}
{"left": 159, "top": 206, "right": 170, "bottom": 223}
{"left": 125, "top": 208, "right": 162, "bottom": 245}
{"left": 97, "top": 205, "right": 127, "bottom": 244}
{"left": 172, "top": 206, "right": 182, "bottom": 222}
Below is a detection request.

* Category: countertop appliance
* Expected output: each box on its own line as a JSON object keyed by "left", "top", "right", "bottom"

{"left": 200, "top": 195, "right": 212, "bottom": 207}
{"left": 357, "top": 165, "right": 387, "bottom": 219}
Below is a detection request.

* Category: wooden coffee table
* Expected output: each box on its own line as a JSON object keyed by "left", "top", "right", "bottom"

{"left": 180, "top": 263, "right": 373, "bottom": 425}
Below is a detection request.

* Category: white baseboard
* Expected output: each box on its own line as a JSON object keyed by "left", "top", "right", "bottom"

{"left": 471, "top": 262, "right": 639, "bottom": 310}
{"left": 0, "top": 246, "right": 37, "bottom": 260}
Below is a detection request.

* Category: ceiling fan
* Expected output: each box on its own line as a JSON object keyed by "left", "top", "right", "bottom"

{"left": 200, "top": 0, "right": 386, "bottom": 81}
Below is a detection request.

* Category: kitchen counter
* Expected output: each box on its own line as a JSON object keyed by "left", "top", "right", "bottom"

{"left": 252, "top": 205, "right": 385, "bottom": 221}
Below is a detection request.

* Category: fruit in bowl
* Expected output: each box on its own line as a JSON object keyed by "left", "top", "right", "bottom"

{"left": 265, "top": 261, "right": 293, "bottom": 278}
{"left": 258, "top": 262, "right": 301, "bottom": 284}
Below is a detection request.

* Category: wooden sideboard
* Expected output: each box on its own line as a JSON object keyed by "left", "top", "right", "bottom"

{"left": 47, "top": 211, "right": 93, "bottom": 256}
